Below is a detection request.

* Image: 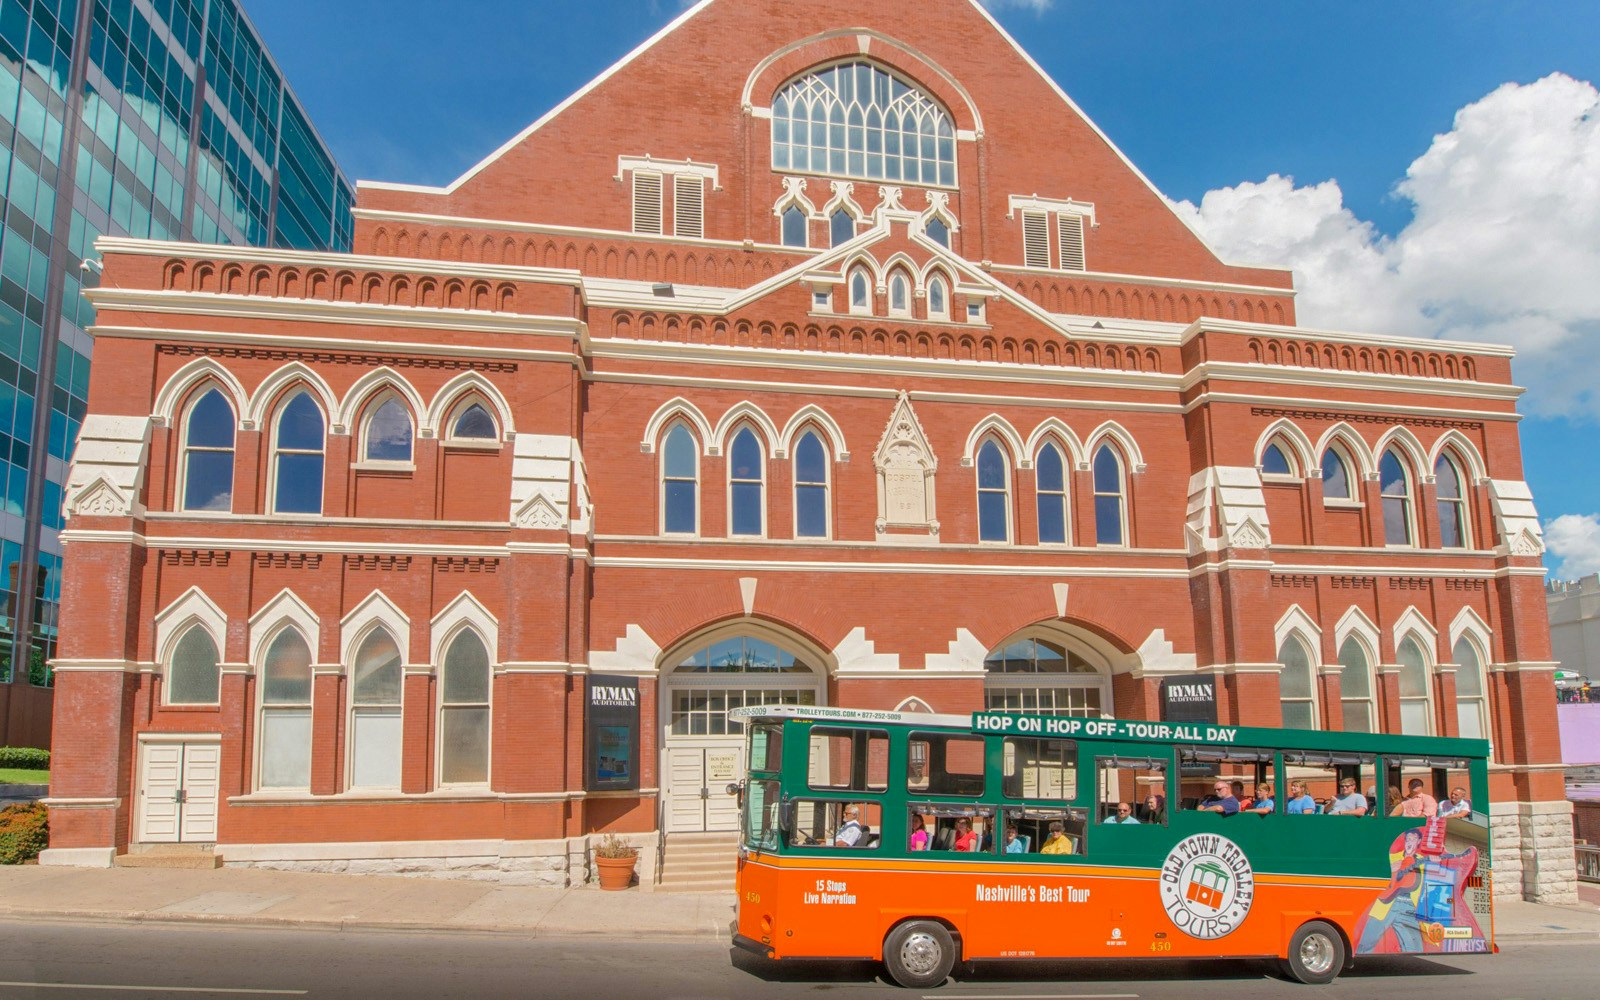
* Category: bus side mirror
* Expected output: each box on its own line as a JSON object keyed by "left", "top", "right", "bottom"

{"left": 780, "top": 800, "right": 797, "bottom": 834}
{"left": 726, "top": 780, "right": 744, "bottom": 805}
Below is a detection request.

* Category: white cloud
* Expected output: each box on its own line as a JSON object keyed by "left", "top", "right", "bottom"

{"left": 1173, "top": 73, "right": 1600, "bottom": 419}
{"left": 978, "top": 0, "right": 1055, "bottom": 11}
{"left": 1547, "top": 514, "right": 1600, "bottom": 581}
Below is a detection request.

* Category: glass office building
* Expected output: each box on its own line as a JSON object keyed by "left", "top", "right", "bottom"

{"left": 0, "top": 0, "right": 353, "bottom": 687}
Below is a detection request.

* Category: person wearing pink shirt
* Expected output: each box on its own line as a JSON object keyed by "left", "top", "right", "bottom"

{"left": 1399, "top": 778, "right": 1438, "bottom": 818}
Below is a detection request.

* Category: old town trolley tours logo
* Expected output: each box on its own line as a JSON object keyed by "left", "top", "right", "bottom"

{"left": 1159, "top": 834, "right": 1255, "bottom": 939}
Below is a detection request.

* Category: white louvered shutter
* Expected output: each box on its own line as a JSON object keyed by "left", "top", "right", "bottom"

{"left": 673, "top": 175, "right": 704, "bottom": 239}
{"left": 1058, "top": 214, "right": 1086, "bottom": 271}
{"left": 633, "top": 172, "right": 664, "bottom": 234}
{"left": 1022, "top": 210, "right": 1050, "bottom": 269}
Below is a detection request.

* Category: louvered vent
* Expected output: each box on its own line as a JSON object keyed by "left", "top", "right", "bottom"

{"left": 633, "top": 172, "right": 664, "bottom": 234}
{"left": 1058, "top": 214, "right": 1086, "bottom": 271}
{"left": 1022, "top": 210, "right": 1050, "bottom": 269}
{"left": 673, "top": 175, "right": 703, "bottom": 239}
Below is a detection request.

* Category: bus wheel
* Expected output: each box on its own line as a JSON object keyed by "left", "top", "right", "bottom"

{"left": 1281, "top": 920, "right": 1346, "bottom": 985}
{"left": 883, "top": 920, "right": 956, "bottom": 989}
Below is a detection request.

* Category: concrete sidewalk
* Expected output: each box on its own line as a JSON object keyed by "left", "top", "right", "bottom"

{"left": 2, "top": 865, "right": 1597, "bottom": 946}
{"left": 0, "top": 865, "right": 734, "bottom": 939}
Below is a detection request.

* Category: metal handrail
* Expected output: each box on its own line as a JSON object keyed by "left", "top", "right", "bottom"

{"left": 1578, "top": 844, "right": 1600, "bottom": 884}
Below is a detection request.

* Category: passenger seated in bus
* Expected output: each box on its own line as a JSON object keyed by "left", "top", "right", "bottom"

{"left": 953, "top": 817, "right": 979, "bottom": 852}
{"left": 1399, "top": 778, "right": 1438, "bottom": 818}
{"left": 1003, "top": 825, "right": 1027, "bottom": 854}
{"left": 1040, "top": 820, "right": 1075, "bottom": 855}
{"left": 1245, "top": 783, "right": 1275, "bottom": 815}
{"left": 834, "top": 804, "right": 865, "bottom": 847}
{"left": 1286, "top": 780, "right": 1318, "bottom": 814}
{"left": 1103, "top": 801, "right": 1140, "bottom": 824}
{"left": 1143, "top": 794, "right": 1167, "bottom": 825}
{"left": 909, "top": 813, "right": 931, "bottom": 851}
{"left": 1232, "top": 780, "right": 1252, "bottom": 810}
{"left": 1328, "top": 778, "right": 1369, "bottom": 816}
{"left": 1439, "top": 787, "right": 1472, "bottom": 819}
{"left": 1385, "top": 785, "right": 1404, "bottom": 815}
{"left": 1197, "top": 780, "right": 1240, "bottom": 815}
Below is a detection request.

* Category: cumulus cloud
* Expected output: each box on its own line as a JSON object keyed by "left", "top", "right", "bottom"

{"left": 1547, "top": 514, "right": 1600, "bottom": 581}
{"left": 1173, "top": 74, "right": 1600, "bottom": 419}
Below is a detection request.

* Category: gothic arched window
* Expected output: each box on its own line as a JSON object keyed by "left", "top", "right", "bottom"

{"left": 772, "top": 62, "right": 957, "bottom": 186}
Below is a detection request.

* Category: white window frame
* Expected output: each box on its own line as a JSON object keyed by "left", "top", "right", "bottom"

{"left": 1035, "top": 441, "right": 1070, "bottom": 546}
{"left": 436, "top": 626, "right": 493, "bottom": 789}
{"left": 974, "top": 437, "right": 1013, "bottom": 545}
{"left": 1321, "top": 444, "right": 1360, "bottom": 506}
{"left": 1336, "top": 635, "right": 1377, "bottom": 734}
{"left": 982, "top": 635, "right": 1113, "bottom": 719}
{"left": 1021, "top": 209, "right": 1050, "bottom": 269}
{"left": 1277, "top": 635, "right": 1321, "bottom": 730}
{"left": 1380, "top": 449, "right": 1416, "bottom": 547}
{"left": 163, "top": 623, "right": 222, "bottom": 708}
{"left": 926, "top": 273, "right": 950, "bottom": 322}
{"left": 1434, "top": 454, "right": 1471, "bottom": 549}
{"left": 660, "top": 421, "right": 701, "bottom": 537}
{"left": 346, "top": 624, "right": 405, "bottom": 792}
{"left": 673, "top": 173, "right": 704, "bottom": 239}
{"left": 848, "top": 267, "right": 872, "bottom": 316}
{"left": 358, "top": 393, "right": 416, "bottom": 468}
{"left": 178, "top": 385, "right": 236, "bottom": 514}
{"left": 1091, "top": 445, "right": 1129, "bottom": 547}
{"left": 1057, "top": 213, "right": 1087, "bottom": 271}
{"left": 443, "top": 397, "right": 501, "bottom": 449}
{"left": 254, "top": 626, "right": 314, "bottom": 792}
{"left": 726, "top": 424, "right": 767, "bottom": 539}
{"left": 1451, "top": 635, "right": 1490, "bottom": 743}
{"left": 887, "top": 269, "right": 912, "bottom": 318}
{"left": 1396, "top": 634, "right": 1435, "bottom": 737}
{"left": 632, "top": 170, "right": 663, "bottom": 235}
{"left": 792, "top": 428, "right": 832, "bottom": 541}
{"left": 267, "top": 390, "right": 326, "bottom": 516}
{"left": 1260, "top": 438, "right": 1299, "bottom": 480}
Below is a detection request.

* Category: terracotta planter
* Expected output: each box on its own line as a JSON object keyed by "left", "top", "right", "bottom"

{"left": 594, "top": 853, "right": 638, "bottom": 890}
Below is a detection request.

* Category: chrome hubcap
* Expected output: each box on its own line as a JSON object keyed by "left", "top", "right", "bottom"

{"left": 1299, "top": 933, "right": 1335, "bottom": 976}
{"left": 900, "top": 932, "right": 943, "bottom": 977}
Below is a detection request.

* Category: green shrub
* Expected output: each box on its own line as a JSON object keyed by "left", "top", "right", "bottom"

{"left": 0, "top": 802, "right": 47, "bottom": 864}
{"left": 0, "top": 748, "right": 48, "bottom": 769}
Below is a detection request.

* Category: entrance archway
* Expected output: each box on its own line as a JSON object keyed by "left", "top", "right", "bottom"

{"left": 982, "top": 627, "right": 1115, "bottom": 718}
{"left": 658, "top": 624, "right": 827, "bottom": 833}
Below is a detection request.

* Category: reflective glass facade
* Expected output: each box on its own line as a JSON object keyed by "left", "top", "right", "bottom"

{"left": 0, "top": 0, "right": 351, "bottom": 686}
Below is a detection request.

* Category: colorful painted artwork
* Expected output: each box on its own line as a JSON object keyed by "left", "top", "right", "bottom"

{"left": 1354, "top": 819, "right": 1489, "bottom": 955}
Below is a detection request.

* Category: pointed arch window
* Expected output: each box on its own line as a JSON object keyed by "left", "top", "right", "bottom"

{"left": 1092, "top": 445, "right": 1126, "bottom": 546}
{"left": 887, "top": 270, "right": 911, "bottom": 317}
{"left": 1452, "top": 636, "right": 1489, "bottom": 741}
{"left": 925, "top": 217, "right": 950, "bottom": 248}
{"left": 1435, "top": 455, "right": 1468, "bottom": 549}
{"left": 771, "top": 61, "right": 957, "bottom": 186}
{"left": 728, "top": 426, "right": 766, "bottom": 537}
{"left": 1397, "top": 635, "right": 1433, "bottom": 736}
{"left": 1261, "top": 440, "right": 1294, "bottom": 476}
{"left": 1035, "top": 442, "right": 1068, "bottom": 545}
{"left": 181, "top": 388, "right": 236, "bottom": 512}
{"left": 976, "top": 439, "right": 1010, "bottom": 543}
{"left": 439, "top": 629, "right": 491, "bottom": 786}
{"left": 848, "top": 267, "right": 872, "bottom": 314}
{"left": 258, "top": 628, "right": 313, "bottom": 790}
{"left": 349, "top": 627, "right": 403, "bottom": 789}
{"left": 1337, "top": 637, "right": 1375, "bottom": 733}
{"left": 830, "top": 209, "right": 856, "bottom": 247}
{"left": 271, "top": 393, "right": 325, "bottom": 515}
{"left": 661, "top": 422, "right": 699, "bottom": 535}
{"left": 1380, "top": 449, "right": 1414, "bottom": 546}
{"left": 781, "top": 204, "right": 808, "bottom": 248}
{"left": 166, "top": 625, "right": 220, "bottom": 706}
{"left": 1278, "top": 636, "right": 1319, "bottom": 729}
{"left": 1321, "top": 446, "right": 1355, "bottom": 501}
{"left": 927, "top": 274, "right": 950, "bottom": 321}
{"left": 363, "top": 397, "right": 413, "bottom": 463}
{"left": 448, "top": 400, "right": 498, "bottom": 442}
{"left": 793, "top": 429, "right": 829, "bottom": 539}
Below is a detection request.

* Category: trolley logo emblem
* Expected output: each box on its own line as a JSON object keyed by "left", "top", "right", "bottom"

{"left": 1159, "top": 834, "right": 1255, "bottom": 940}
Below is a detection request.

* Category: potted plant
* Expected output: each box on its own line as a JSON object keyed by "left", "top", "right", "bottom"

{"left": 592, "top": 833, "right": 638, "bottom": 890}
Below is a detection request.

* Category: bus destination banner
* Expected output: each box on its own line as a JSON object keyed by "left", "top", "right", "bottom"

{"left": 972, "top": 712, "right": 1240, "bottom": 745}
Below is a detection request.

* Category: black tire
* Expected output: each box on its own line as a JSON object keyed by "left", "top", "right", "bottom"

{"left": 1281, "top": 920, "right": 1346, "bottom": 985}
{"left": 883, "top": 920, "right": 956, "bottom": 989}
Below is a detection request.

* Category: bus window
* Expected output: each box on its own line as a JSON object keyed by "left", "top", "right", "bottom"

{"left": 1002, "top": 737, "right": 1077, "bottom": 801}
{"left": 1284, "top": 751, "right": 1374, "bottom": 815}
{"left": 743, "top": 778, "right": 782, "bottom": 851}
{"left": 1387, "top": 756, "right": 1470, "bottom": 820}
{"left": 907, "top": 732, "right": 985, "bottom": 797}
{"left": 789, "top": 800, "right": 882, "bottom": 849}
{"left": 1096, "top": 756, "right": 1168, "bottom": 825}
{"left": 1002, "top": 806, "right": 1087, "bottom": 856}
{"left": 808, "top": 727, "right": 889, "bottom": 793}
{"left": 909, "top": 803, "right": 995, "bottom": 853}
{"left": 1178, "top": 748, "right": 1272, "bottom": 814}
{"left": 748, "top": 721, "right": 782, "bottom": 773}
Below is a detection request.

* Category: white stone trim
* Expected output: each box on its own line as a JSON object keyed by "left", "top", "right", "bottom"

{"left": 961, "top": 414, "right": 1027, "bottom": 469}
{"left": 831, "top": 626, "right": 901, "bottom": 675}
{"left": 336, "top": 367, "right": 429, "bottom": 439}
{"left": 589, "top": 624, "right": 662, "bottom": 676}
{"left": 1006, "top": 193, "right": 1097, "bottom": 226}
{"left": 151, "top": 357, "right": 250, "bottom": 428}
{"left": 1487, "top": 479, "right": 1545, "bottom": 556}
{"left": 639, "top": 397, "right": 714, "bottom": 455}
{"left": 431, "top": 591, "right": 500, "bottom": 667}
{"left": 615, "top": 154, "right": 720, "bottom": 189}
{"left": 38, "top": 847, "right": 116, "bottom": 868}
{"left": 243, "top": 362, "right": 339, "bottom": 431}
{"left": 1391, "top": 605, "right": 1440, "bottom": 655}
{"left": 1274, "top": 605, "right": 1323, "bottom": 658}
{"left": 249, "top": 589, "right": 321, "bottom": 667}
{"left": 340, "top": 590, "right": 412, "bottom": 667}
{"left": 1082, "top": 420, "right": 1147, "bottom": 473}
{"left": 711, "top": 400, "right": 782, "bottom": 457}
{"left": 427, "top": 370, "right": 515, "bottom": 442}
{"left": 923, "top": 627, "right": 990, "bottom": 674}
{"left": 1333, "top": 607, "right": 1381, "bottom": 664}
{"left": 64, "top": 414, "right": 152, "bottom": 519}
{"left": 1254, "top": 418, "right": 1316, "bottom": 477}
{"left": 777, "top": 404, "right": 849, "bottom": 462}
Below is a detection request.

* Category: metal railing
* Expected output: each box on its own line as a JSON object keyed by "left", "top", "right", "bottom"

{"left": 1579, "top": 844, "right": 1600, "bottom": 884}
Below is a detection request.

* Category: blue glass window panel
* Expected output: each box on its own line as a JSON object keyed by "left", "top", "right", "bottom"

{"left": 850, "top": 271, "right": 869, "bottom": 308}
{"left": 796, "top": 484, "right": 827, "bottom": 538}
{"left": 663, "top": 424, "right": 696, "bottom": 479}
{"left": 1036, "top": 445, "right": 1064, "bottom": 492}
{"left": 1321, "top": 448, "right": 1350, "bottom": 499}
{"left": 1093, "top": 446, "right": 1122, "bottom": 494}
{"left": 1383, "top": 497, "right": 1411, "bottom": 545}
{"left": 926, "top": 218, "right": 949, "bottom": 247}
{"left": 1038, "top": 495, "right": 1066, "bottom": 545}
{"left": 795, "top": 433, "right": 826, "bottom": 484}
{"left": 1095, "top": 496, "right": 1124, "bottom": 545}
{"left": 1379, "top": 452, "right": 1408, "bottom": 497}
{"left": 729, "top": 428, "right": 763, "bottom": 480}
{"left": 275, "top": 453, "right": 323, "bottom": 514}
{"left": 1262, "top": 443, "right": 1291, "bottom": 475}
{"left": 781, "top": 205, "right": 807, "bottom": 248}
{"left": 1434, "top": 457, "right": 1461, "bottom": 499}
{"left": 977, "top": 441, "right": 1006, "bottom": 490}
{"left": 1438, "top": 503, "right": 1463, "bottom": 549}
{"left": 276, "top": 394, "right": 323, "bottom": 451}
{"left": 184, "top": 450, "right": 233, "bottom": 512}
{"left": 978, "top": 490, "right": 1008, "bottom": 542}
{"left": 453, "top": 403, "right": 496, "bottom": 439}
{"left": 186, "top": 389, "right": 233, "bottom": 448}
{"left": 366, "top": 399, "right": 412, "bottom": 462}
{"left": 928, "top": 278, "right": 946, "bottom": 316}
{"left": 664, "top": 480, "right": 696, "bottom": 534}
{"left": 731, "top": 482, "right": 763, "bottom": 536}
{"left": 830, "top": 210, "right": 855, "bottom": 247}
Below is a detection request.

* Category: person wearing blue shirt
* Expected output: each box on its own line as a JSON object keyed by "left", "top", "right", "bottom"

{"left": 1246, "top": 782, "right": 1276, "bottom": 814}
{"left": 1003, "top": 825, "right": 1027, "bottom": 853}
{"left": 1197, "top": 780, "right": 1240, "bottom": 815}
{"left": 1328, "top": 778, "right": 1370, "bottom": 815}
{"left": 1102, "top": 802, "right": 1141, "bottom": 824}
{"left": 1286, "top": 779, "right": 1318, "bottom": 814}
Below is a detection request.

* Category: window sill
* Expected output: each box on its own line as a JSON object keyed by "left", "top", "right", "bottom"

{"left": 1323, "top": 500, "right": 1365, "bottom": 510}
{"left": 156, "top": 704, "right": 222, "bottom": 712}
{"left": 440, "top": 440, "right": 502, "bottom": 452}
{"left": 353, "top": 462, "right": 416, "bottom": 474}
{"left": 1261, "top": 475, "right": 1302, "bottom": 485}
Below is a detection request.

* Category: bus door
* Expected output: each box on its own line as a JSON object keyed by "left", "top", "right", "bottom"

{"left": 1087, "top": 746, "right": 1175, "bottom": 950}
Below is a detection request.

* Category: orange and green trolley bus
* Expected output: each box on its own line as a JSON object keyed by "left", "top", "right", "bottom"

{"left": 728, "top": 705, "right": 1495, "bottom": 988}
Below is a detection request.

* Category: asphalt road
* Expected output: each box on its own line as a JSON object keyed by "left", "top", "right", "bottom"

{"left": 0, "top": 919, "right": 1586, "bottom": 999}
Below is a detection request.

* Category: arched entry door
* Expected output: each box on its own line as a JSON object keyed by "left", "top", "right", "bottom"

{"left": 660, "top": 633, "right": 824, "bottom": 833}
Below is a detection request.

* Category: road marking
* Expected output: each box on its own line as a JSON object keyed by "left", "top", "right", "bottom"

{"left": 0, "top": 983, "right": 307, "bottom": 995}
{"left": 925, "top": 995, "right": 1140, "bottom": 999}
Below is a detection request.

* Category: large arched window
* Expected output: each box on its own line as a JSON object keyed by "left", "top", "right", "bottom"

{"left": 166, "top": 625, "right": 220, "bottom": 706}
{"left": 661, "top": 422, "right": 699, "bottom": 535}
{"left": 1278, "top": 636, "right": 1319, "bottom": 729}
{"left": 180, "top": 388, "right": 235, "bottom": 512}
{"left": 771, "top": 62, "right": 956, "bottom": 187}
{"left": 1337, "top": 637, "right": 1375, "bottom": 733}
{"left": 793, "top": 429, "right": 829, "bottom": 539}
{"left": 1321, "top": 446, "right": 1355, "bottom": 502}
{"left": 728, "top": 427, "right": 766, "bottom": 537}
{"left": 668, "top": 635, "right": 819, "bottom": 736}
{"left": 983, "top": 638, "right": 1109, "bottom": 717}
{"left": 975, "top": 439, "right": 1010, "bottom": 543}
{"left": 781, "top": 204, "right": 808, "bottom": 248}
{"left": 1435, "top": 455, "right": 1468, "bottom": 549}
{"left": 1035, "top": 442, "right": 1068, "bottom": 545}
{"left": 1261, "top": 440, "right": 1295, "bottom": 477}
{"left": 1396, "top": 635, "right": 1433, "bottom": 736}
{"left": 258, "top": 628, "right": 313, "bottom": 790}
{"left": 830, "top": 209, "right": 856, "bottom": 247}
{"left": 363, "top": 397, "right": 413, "bottom": 464}
{"left": 439, "top": 629, "right": 491, "bottom": 786}
{"left": 348, "top": 627, "right": 403, "bottom": 789}
{"left": 1452, "top": 636, "right": 1489, "bottom": 741}
{"left": 1092, "top": 445, "right": 1127, "bottom": 546}
{"left": 1380, "top": 449, "right": 1414, "bottom": 546}
{"left": 271, "top": 392, "right": 325, "bottom": 515}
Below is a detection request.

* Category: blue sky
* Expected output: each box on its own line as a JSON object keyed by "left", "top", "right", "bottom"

{"left": 244, "top": 0, "right": 1600, "bottom": 577}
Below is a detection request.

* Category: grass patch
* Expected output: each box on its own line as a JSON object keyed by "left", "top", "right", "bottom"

{"left": 0, "top": 768, "right": 48, "bottom": 784}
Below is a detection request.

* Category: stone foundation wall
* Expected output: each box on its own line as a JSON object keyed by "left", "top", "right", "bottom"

{"left": 1490, "top": 800, "right": 1577, "bottom": 905}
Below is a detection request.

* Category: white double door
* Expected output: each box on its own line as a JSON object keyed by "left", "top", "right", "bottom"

{"left": 137, "top": 739, "right": 221, "bottom": 843}
{"left": 665, "top": 741, "right": 745, "bottom": 833}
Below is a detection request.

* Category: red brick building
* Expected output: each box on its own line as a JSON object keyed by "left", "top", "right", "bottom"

{"left": 42, "top": 0, "right": 1573, "bottom": 901}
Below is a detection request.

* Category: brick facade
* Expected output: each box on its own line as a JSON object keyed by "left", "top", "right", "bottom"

{"left": 42, "top": 0, "right": 1571, "bottom": 901}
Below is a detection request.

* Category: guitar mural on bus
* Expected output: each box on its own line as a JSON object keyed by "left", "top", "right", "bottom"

{"left": 1354, "top": 818, "right": 1490, "bottom": 955}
